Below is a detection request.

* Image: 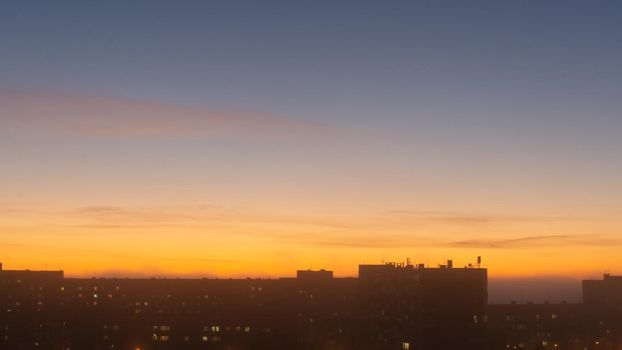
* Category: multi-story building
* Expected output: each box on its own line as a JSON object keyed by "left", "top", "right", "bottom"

{"left": 359, "top": 261, "right": 487, "bottom": 350}
{"left": 2, "top": 262, "right": 620, "bottom": 350}
{"left": 487, "top": 274, "right": 622, "bottom": 350}
{"left": 0, "top": 261, "right": 486, "bottom": 350}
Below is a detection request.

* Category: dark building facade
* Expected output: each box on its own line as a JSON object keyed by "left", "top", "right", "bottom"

{"left": 487, "top": 274, "right": 622, "bottom": 350}
{"left": 359, "top": 263, "right": 487, "bottom": 350}
{"left": 1, "top": 263, "right": 621, "bottom": 350}
{"left": 0, "top": 261, "right": 486, "bottom": 350}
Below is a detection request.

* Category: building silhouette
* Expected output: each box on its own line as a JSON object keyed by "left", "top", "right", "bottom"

{"left": 0, "top": 262, "right": 620, "bottom": 349}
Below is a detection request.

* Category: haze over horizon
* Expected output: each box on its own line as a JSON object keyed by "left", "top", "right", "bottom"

{"left": 1, "top": 0, "right": 622, "bottom": 294}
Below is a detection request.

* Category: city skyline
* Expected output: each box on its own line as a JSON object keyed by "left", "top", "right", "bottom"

{"left": 2, "top": 1, "right": 622, "bottom": 280}
{"left": 1, "top": 260, "right": 621, "bottom": 349}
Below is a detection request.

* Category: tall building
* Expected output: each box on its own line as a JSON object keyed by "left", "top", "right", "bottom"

{"left": 583, "top": 274, "right": 622, "bottom": 305}
{"left": 358, "top": 262, "right": 487, "bottom": 350}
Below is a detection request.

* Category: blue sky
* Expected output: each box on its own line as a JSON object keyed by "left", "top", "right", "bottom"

{"left": 1, "top": 1, "right": 622, "bottom": 284}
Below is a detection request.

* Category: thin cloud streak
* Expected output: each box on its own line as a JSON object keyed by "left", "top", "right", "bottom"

{"left": 0, "top": 205, "right": 361, "bottom": 234}
{"left": 449, "top": 235, "right": 622, "bottom": 249}
{"left": 3, "top": 205, "right": 618, "bottom": 250}
{"left": 0, "top": 88, "right": 334, "bottom": 140}
{"left": 389, "top": 210, "right": 573, "bottom": 225}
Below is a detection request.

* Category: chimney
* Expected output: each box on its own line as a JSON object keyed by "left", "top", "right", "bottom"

{"left": 447, "top": 260, "right": 453, "bottom": 269}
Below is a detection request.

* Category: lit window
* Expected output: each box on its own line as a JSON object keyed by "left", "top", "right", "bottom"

{"left": 402, "top": 342, "right": 410, "bottom": 350}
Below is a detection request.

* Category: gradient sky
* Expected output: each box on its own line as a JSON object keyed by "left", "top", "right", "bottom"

{"left": 1, "top": 1, "right": 622, "bottom": 282}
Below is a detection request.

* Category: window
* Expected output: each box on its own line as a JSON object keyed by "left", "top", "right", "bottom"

{"left": 402, "top": 342, "right": 410, "bottom": 350}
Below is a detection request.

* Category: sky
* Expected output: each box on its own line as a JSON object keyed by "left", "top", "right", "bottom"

{"left": 1, "top": 1, "right": 622, "bottom": 290}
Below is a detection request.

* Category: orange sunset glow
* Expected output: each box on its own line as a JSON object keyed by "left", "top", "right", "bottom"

{"left": 3, "top": 2, "right": 622, "bottom": 349}
{"left": 2, "top": 1, "right": 622, "bottom": 283}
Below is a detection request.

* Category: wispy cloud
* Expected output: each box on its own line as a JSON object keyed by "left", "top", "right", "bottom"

{"left": 448, "top": 234, "right": 622, "bottom": 249}
{"left": 389, "top": 210, "right": 569, "bottom": 226}
{"left": 3, "top": 204, "right": 617, "bottom": 251}
{"left": 71, "top": 206, "right": 202, "bottom": 224}
{"left": 0, "top": 88, "right": 333, "bottom": 140}
{"left": 0, "top": 205, "right": 363, "bottom": 233}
